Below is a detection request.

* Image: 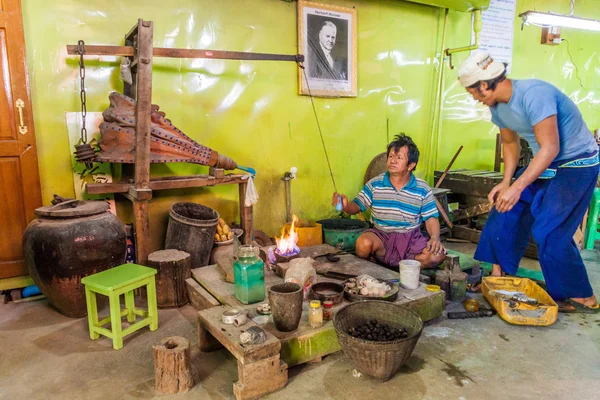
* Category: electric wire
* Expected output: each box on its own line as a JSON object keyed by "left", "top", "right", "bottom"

{"left": 562, "top": 38, "right": 600, "bottom": 112}
{"left": 300, "top": 64, "right": 338, "bottom": 193}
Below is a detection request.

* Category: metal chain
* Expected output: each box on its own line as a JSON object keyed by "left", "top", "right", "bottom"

{"left": 77, "top": 40, "right": 87, "bottom": 144}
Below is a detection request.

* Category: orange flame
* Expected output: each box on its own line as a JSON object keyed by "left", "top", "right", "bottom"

{"left": 275, "top": 215, "right": 300, "bottom": 256}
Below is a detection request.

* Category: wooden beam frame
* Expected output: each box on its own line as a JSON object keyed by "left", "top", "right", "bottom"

{"left": 66, "top": 44, "right": 303, "bottom": 62}
{"left": 129, "top": 19, "right": 153, "bottom": 265}
{"left": 69, "top": 19, "right": 303, "bottom": 265}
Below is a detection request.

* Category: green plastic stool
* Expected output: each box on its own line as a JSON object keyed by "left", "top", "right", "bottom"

{"left": 585, "top": 188, "right": 600, "bottom": 250}
{"left": 81, "top": 264, "right": 158, "bottom": 350}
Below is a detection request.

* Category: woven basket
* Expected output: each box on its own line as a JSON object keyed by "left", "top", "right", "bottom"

{"left": 333, "top": 301, "right": 423, "bottom": 381}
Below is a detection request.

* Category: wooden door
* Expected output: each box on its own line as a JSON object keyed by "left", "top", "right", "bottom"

{"left": 0, "top": 0, "right": 42, "bottom": 279}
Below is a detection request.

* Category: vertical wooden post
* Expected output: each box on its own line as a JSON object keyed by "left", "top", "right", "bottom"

{"left": 132, "top": 19, "right": 154, "bottom": 265}
{"left": 134, "top": 19, "right": 153, "bottom": 190}
{"left": 239, "top": 182, "right": 253, "bottom": 245}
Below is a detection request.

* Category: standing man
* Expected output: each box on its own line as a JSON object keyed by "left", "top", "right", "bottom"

{"left": 307, "top": 20, "right": 347, "bottom": 80}
{"left": 458, "top": 51, "right": 599, "bottom": 313}
{"left": 333, "top": 134, "right": 446, "bottom": 270}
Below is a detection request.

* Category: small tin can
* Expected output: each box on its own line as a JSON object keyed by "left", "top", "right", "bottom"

{"left": 323, "top": 300, "right": 334, "bottom": 321}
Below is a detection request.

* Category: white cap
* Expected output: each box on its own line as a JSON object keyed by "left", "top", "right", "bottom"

{"left": 458, "top": 51, "right": 506, "bottom": 87}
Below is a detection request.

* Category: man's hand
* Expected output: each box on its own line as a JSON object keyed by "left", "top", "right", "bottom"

{"left": 488, "top": 181, "right": 510, "bottom": 205}
{"left": 332, "top": 192, "right": 348, "bottom": 208}
{"left": 426, "top": 237, "right": 446, "bottom": 256}
{"left": 495, "top": 184, "right": 523, "bottom": 213}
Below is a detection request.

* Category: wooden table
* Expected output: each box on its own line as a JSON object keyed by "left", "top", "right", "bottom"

{"left": 191, "top": 244, "right": 445, "bottom": 400}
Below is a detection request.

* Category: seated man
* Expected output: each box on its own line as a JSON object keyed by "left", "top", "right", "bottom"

{"left": 333, "top": 134, "right": 446, "bottom": 269}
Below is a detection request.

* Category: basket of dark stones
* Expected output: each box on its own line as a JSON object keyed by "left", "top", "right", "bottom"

{"left": 333, "top": 300, "right": 423, "bottom": 381}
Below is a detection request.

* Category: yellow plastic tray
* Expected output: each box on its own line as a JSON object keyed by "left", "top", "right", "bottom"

{"left": 482, "top": 277, "right": 558, "bottom": 326}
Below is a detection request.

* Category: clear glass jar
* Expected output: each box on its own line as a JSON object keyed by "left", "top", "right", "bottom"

{"left": 233, "top": 245, "right": 265, "bottom": 304}
{"left": 309, "top": 300, "right": 323, "bottom": 328}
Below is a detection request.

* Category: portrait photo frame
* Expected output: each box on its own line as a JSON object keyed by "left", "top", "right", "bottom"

{"left": 297, "top": 1, "right": 357, "bottom": 98}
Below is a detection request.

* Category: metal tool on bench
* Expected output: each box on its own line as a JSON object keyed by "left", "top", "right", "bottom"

{"left": 317, "top": 269, "right": 357, "bottom": 280}
{"left": 447, "top": 309, "right": 495, "bottom": 319}
{"left": 313, "top": 250, "right": 352, "bottom": 263}
{"left": 490, "top": 290, "right": 545, "bottom": 308}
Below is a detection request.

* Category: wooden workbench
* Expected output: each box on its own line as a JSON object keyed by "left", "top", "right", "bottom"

{"left": 190, "top": 244, "right": 445, "bottom": 399}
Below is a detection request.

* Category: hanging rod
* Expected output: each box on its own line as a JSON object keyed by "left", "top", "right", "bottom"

{"left": 66, "top": 45, "right": 304, "bottom": 62}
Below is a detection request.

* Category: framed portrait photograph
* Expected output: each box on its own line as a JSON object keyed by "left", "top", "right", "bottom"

{"left": 297, "top": 1, "right": 357, "bottom": 98}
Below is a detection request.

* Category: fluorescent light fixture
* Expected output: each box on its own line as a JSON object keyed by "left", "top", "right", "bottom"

{"left": 520, "top": 11, "right": 600, "bottom": 32}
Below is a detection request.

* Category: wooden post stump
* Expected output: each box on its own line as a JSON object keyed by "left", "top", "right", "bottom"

{"left": 148, "top": 249, "right": 191, "bottom": 308}
{"left": 153, "top": 336, "right": 194, "bottom": 394}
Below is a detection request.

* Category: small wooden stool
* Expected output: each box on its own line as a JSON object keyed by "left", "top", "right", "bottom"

{"left": 81, "top": 264, "right": 158, "bottom": 350}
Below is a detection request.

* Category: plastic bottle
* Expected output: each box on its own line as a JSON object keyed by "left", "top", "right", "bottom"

{"left": 284, "top": 258, "right": 317, "bottom": 300}
{"left": 234, "top": 245, "right": 265, "bottom": 304}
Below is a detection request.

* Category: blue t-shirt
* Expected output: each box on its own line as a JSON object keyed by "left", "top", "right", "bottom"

{"left": 490, "top": 79, "right": 597, "bottom": 161}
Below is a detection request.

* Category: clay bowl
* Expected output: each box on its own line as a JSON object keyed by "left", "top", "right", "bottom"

{"left": 311, "top": 282, "right": 344, "bottom": 305}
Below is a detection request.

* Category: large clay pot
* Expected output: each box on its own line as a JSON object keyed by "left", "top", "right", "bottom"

{"left": 23, "top": 200, "right": 126, "bottom": 318}
{"left": 268, "top": 283, "right": 303, "bottom": 332}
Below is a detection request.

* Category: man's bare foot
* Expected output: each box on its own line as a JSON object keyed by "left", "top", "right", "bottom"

{"left": 569, "top": 295, "right": 598, "bottom": 308}
{"left": 558, "top": 295, "right": 600, "bottom": 313}
{"left": 491, "top": 264, "right": 505, "bottom": 277}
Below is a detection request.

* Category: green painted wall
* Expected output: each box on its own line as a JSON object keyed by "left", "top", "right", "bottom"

{"left": 437, "top": 0, "right": 600, "bottom": 172}
{"left": 21, "top": 0, "right": 600, "bottom": 247}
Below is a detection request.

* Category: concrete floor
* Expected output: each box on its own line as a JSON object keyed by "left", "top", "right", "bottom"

{"left": 2, "top": 244, "right": 599, "bottom": 400}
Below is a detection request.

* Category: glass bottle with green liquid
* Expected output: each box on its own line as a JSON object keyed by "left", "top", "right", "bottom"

{"left": 234, "top": 245, "right": 265, "bottom": 304}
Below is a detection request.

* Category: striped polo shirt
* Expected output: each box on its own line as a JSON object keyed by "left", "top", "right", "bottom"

{"left": 353, "top": 172, "right": 439, "bottom": 233}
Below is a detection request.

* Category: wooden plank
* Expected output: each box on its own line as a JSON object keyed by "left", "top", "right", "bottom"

{"left": 66, "top": 45, "right": 134, "bottom": 56}
{"left": 192, "top": 266, "right": 238, "bottom": 307}
{"left": 133, "top": 19, "right": 153, "bottom": 190}
{"left": 435, "top": 197, "right": 454, "bottom": 229}
{"left": 134, "top": 200, "right": 151, "bottom": 265}
{"left": 397, "top": 289, "right": 446, "bottom": 322}
{"left": 66, "top": 44, "right": 301, "bottom": 62}
{"left": 127, "top": 19, "right": 154, "bottom": 267}
{"left": 233, "top": 356, "right": 287, "bottom": 400}
{"left": 198, "top": 318, "right": 224, "bottom": 353}
{"left": 434, "top": 145, "right": 463, "bottom": 188}
{"left": 187, "top": 278, "right": 224, "bottom": 352}
{"left": 452, "top": 203, "right": 493, "bottom": 222}
{"left": 275, "top": 321, "right": 341, "bottom": 367}
{"left": 86, "top": 174, "right": 246, "bottom": 194}
{"left": 9, "top": 294, "right": 45, "bottom": 304}
{"left": 0, "top": 275, "right": 34, "bottom": 291}
{"left": 198, "top": 306, "right": 281, "bottom": 363}
{"left": 451, "top": 225, "right": 483, "bottom": 243}
{"left": 432, "top": 188, "right": 451, "bottom": 195}
{"left": 186, "top": 278, "right": 220, "bottom": 310}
